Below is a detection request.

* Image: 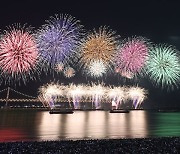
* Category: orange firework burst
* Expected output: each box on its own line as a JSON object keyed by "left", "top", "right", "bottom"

{"left": 80, "top": 26, "right": 119, "bottom": 69}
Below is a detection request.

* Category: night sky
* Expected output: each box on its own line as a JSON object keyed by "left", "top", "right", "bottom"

{"left": 0, "top": 0, "right": 180, "bottom": 108}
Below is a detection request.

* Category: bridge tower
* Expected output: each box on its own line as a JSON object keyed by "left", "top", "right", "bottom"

{"left": 5, "top": 87, "right": 10, "bottom": 108}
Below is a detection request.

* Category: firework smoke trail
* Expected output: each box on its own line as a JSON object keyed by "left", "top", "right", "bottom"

{"left": 114, "top": 37, "right": 150, "bottom": 78}
{"left": 0, "top": 25, "right": 39, "bottom": 84}
{"left": 63, "top": 66, "right": 75, "bottom": 78}
{"left": 36, "top": 14, "right": 84, "bottom": 71}
{"left": 127, "top": 86, "right": 147, "bottom": 109}
{"left": 80, "top": 26, "right": 119, "bottom": 77}
{"left": 107, "top": 86, "right": 126, "bottom": 109}
{"left": 146, "top": 44, "right": 180, "bottom": 90}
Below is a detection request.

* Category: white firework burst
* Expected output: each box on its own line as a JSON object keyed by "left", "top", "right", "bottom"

{"left": 87, "top": 60, "right": 107, "bottom": 78}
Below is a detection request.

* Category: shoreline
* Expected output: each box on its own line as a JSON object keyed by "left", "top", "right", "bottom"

{"left": 1, "top": 107, "right": 180, "bottom": 111}
{"left": 0, "top": 137, "right": 179, "bottom": 153}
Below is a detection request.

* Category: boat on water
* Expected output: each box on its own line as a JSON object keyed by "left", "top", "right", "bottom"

{"left": 109, "top": 109, "right": 130, "bottom": 113}
{"left": 49, "top": 109, "right": 74, "bottom": 114}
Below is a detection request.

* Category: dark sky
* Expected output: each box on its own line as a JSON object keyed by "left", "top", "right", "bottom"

{"left": 0, "top": 0, "right": 180, "bottom": 108}
{"left": 0, "top": 0, "right": 179, "bottom": 39}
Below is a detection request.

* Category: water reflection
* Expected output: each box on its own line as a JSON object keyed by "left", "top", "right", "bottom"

{"left": 129, "top": 111, "right": 148, "bottom": 137}
{"left": 38, "top": 112, "right": 61, "bottom": 140}
{"left": 0, "top": 110, "right": 180, "bottom": 142}
{"left": 36, "top": 111, "right": 148, "bottom": 140}
{"left": 150, "top": 112, "right": 180, "bottom": 136}
{"left": 0, "top": 110, "right": 39, "bottom": 141}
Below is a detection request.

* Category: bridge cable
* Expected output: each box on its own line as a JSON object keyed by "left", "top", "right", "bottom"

{"left": 9, "top": 88, "right": 37, "bottom": 99}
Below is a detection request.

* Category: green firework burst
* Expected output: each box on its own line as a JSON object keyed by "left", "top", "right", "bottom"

{"left": 146, "top": 44, "right": 180, "bottom": 90}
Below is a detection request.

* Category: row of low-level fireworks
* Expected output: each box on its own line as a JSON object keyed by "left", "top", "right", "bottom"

{"left": 38, "top": 83, "right": 147, "bottom": 109}
{"left": 0, "top": 14, "right": 180, "bottom": 90}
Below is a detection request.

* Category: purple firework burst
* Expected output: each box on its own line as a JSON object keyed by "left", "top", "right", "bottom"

{"left": 36, "top": 14, "right": 84, "bottom": 70}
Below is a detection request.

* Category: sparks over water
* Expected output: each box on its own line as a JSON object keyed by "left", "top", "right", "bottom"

{"left": 127, "top": 86, "right": 147, "bottom": 109}
{"left": 107, "top": 86, "right": 126, "bottom": 109}
{"left": 38, "top": 83, "right": 147, "bottom": 109}
{"left": 38, "top": 83, "right": 65, "bottom": 108}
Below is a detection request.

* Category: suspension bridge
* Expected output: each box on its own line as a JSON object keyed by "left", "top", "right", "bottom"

{"left": 0, "top": 87, "right": 41, "bottom": 107}
{"left": 0, "top": 87, "right": 116, "bottom": 110}
{"left": 0, "top": 87, "right": 112, "bottom": 110}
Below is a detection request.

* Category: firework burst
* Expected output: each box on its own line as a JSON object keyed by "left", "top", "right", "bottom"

{"left": 114, "top": 37, "right": 150, "bottom": 78}
{"left": 80, "top": 26, "right": 119, "bottom": 76}
{"left": 54, "top": 62, "right": 64, "bottom": 72}
{"left": 66, "top": 83, "right": 85, "bottom": 109}
{"left": 38, "top": 83, "right": 65, "bottom": 108}
{"left": 0, "top": 25, "right": 39, "bottom": 84}
{"left": 107, "top": 86, "right": 126, "bottom": 109}
{"left": 89, "top": 83, "right": 107, "bottom": 109}
{"left": 63, "top": 66, "right": 75, "bottom": 78}
{"left": 146, "top": 44, "right": 180, "bottom": 89}
{"left": 86, "top": 60, "right": 107, "bottom": 78}
{"left": 127, "top": 86, "right": 147, "bottom": 109}
{"left": 36, "top": 14, "right": 84, "bottom": 71}
{"left": 38, "top": 82, "right": 148, "bottom": 109}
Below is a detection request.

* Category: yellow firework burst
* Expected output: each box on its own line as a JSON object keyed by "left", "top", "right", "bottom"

{"left": 80, "top": 26, "right": 119, "bottom": 68}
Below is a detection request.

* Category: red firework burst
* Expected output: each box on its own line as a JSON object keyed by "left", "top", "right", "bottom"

{"left": 0, "top": 26, "right": 39, "bottom": 83}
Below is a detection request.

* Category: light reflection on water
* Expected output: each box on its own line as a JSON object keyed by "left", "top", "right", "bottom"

{"left": 38, "top": 111, "right": 148, "bottom": 140}
{"left": 0, "top": 110, "right": 180, "bottom": 142}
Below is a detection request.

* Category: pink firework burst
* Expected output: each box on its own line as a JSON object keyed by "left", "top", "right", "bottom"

{"left": 0, "top": 25, "right": 39, "bottom": 84}
{"left": 54, "top": 62, "right": 64, "bottom": 72}
{"left": 115, "top": 37, "right": 150, "bottom": 77}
